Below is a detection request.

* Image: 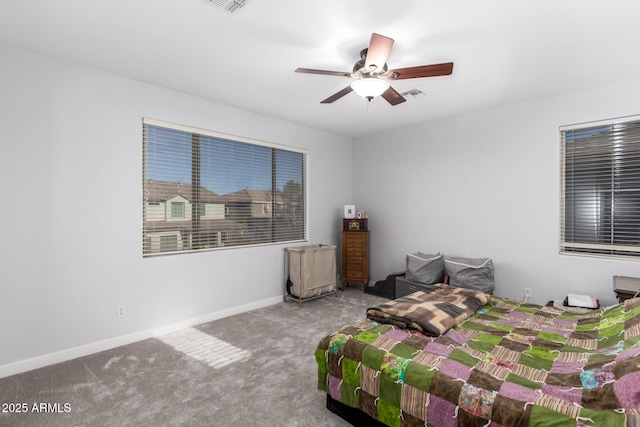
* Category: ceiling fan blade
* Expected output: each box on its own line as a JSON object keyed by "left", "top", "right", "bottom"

{"left": 381, "top": 86, "right": 406, "bottom": 106}
{"left": 364, "top": 33, "right": 394, "bottom": 73}
{"left": 295, "top": 68, "right": 352, "bottom": 77}
{"left": 320, "top": 86, "right": 353, "bottom": 104}
{"left": 387, "top": 62, "right": 454, "bottom": 80}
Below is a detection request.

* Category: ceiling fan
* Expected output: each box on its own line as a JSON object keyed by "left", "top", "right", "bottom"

{"left": 295, "top": 33, "right": 454, "bottom": 106}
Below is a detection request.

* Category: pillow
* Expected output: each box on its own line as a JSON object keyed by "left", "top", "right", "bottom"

{"left": 405, "top": 252, "right": 444, "bottom": 285}
{"left": 444, "top": 256, "right": 495, "bottom": 294}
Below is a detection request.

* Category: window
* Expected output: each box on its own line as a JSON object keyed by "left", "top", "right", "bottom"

{"left": 142, "top": 118, "right": 307, "bottom": 256}
{"left": 160, "top": 235, "right": 179, "bottom": 252}
{"left": 171, "top": 202, "right": 185, "bottom": 218}
{"left": 560, "top": 115, "right": 640, "bottom": 259}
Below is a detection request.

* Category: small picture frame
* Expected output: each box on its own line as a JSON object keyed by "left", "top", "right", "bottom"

{"left": 344, "top": 205, "right": 355, "bottom": 219}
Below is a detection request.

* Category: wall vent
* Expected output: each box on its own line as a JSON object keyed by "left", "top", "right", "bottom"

{"left": 209, "top": 0, "right": 246, "bottom": 13}
{"left": 400, "top": 88, "right": 428, "bottom": 99}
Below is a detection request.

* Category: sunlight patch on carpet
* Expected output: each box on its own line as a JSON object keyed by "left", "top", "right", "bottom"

{"left": 158, "top": 327, "right": 250, "bottom": 369}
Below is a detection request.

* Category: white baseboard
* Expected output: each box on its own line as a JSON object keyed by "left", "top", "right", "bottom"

{"left": 0, "top": 295, "right": 283, "bottom": 379}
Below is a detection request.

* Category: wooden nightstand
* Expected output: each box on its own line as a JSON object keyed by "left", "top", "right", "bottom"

{"left": 341, "top": 231, "right": 369, "bottom": 289}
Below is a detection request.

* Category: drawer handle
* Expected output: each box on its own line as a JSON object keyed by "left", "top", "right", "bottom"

{"left": 409, "top": 285, "right": 416, "bottom": 291}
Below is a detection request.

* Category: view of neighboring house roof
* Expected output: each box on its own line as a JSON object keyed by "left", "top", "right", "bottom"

{"left": 146, "top": 180, "right": 283, "bottom": 205}
{"left": 144, "top": 218, "right": 247, "bottom": 232}
{"left": 145, "top": 180, "right": 222, "bottom": 203}
{"left": 222, "top": 189, "right": 283, "bottom": 204}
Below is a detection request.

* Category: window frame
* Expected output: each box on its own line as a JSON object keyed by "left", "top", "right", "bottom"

{"left": 560, "top": 114, "right": 640, "bottom": 260}
{"left": 142, "top": 118, "right": 308, "bottom": 257}
{"left": 170, "top": 201, "right": 185, "bottom": 219}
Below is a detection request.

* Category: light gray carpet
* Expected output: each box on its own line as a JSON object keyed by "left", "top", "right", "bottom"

{"left": 0, "top": 287, "right": 389, "bottom": 426}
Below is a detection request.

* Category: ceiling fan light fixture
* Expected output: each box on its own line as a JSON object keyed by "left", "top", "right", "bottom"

{"left": 350, "top": 77, "right": 389, "bottom": 101}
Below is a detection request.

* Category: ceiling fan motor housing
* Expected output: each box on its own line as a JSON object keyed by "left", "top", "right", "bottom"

{"left": 353, "top": 48, "right": 388, "bottom": 75}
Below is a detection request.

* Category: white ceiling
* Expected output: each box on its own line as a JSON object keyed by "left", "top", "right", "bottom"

{"left": 1, "top": 0, "right": 639, "bottom": 138}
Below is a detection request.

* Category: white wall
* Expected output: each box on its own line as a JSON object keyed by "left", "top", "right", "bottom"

{"left": 354, "top": 79, "right": 640, "bottom": 306}
{"left": 0, "top": 44, "right": 352, "bottom": 373}
{"left": 4, "top": 40, "right": 639, "bottom": 376}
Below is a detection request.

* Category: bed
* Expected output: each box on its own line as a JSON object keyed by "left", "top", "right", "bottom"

{"left": 315, "top": 286, "right": 640, "bottom": 427}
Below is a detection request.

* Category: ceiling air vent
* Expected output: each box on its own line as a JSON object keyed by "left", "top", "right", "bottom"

{"left": 209, "top": 0, "right": 246, "bottom": 13}
{"left": 399, "top": 88, "right": 428, "bottom": 99}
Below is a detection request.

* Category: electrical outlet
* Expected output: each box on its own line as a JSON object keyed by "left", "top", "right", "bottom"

{"left": 117, "top": 306, "right": 126, "bottom": 318}
{"left": 524, "top": 288, "right": 531, "bottom": 300}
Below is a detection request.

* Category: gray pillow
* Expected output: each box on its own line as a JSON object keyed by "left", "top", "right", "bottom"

{"left": 444, "top": 256, "right": 494, "bottom": 294}
{"left": 405, "top": 252, "right": 444, "bottom": 284}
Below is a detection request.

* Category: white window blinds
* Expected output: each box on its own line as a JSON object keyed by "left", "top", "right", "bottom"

{"left": 143, "top": 118, "right": 307, "bottom": 256}
{"left": 560, "top": 115, "right": 640, "bottom": 259}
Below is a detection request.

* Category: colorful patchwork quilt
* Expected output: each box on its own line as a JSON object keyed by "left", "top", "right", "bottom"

{"left": 316, "top": 294, "right": 640, "bottom": 427}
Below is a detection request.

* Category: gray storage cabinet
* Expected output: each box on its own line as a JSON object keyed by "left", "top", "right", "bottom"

{"left": 395, "top": 276, "right": 440, "bottom": 298}
{"left": 285, "top": 244, "right": 337, "bottom": 303}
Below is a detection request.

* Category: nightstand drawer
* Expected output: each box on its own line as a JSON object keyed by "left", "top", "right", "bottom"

{"left": 345, "top": 238, "right": 364, "bottom": 245}
{"left": 345, "top": 265, "right": 366, "bottom": 279}
{"left": 345, "top": 246, "right": 363, "bottom": 256}
{"left": 346, "top": 256, "right": 362, "bottom": 265}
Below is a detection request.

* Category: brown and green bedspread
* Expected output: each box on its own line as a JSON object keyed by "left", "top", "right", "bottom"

{"left": 366, "top": 287, "right": 491, "bottom": 336}
{"left": 316, "top": 293, "right": 640, "bottom": 427}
